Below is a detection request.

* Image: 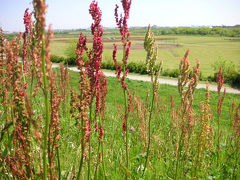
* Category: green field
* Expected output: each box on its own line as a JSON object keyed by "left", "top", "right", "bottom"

{"left": 59, "top": 69, "right": 240, "bottom": 179}
{"left": 50, "top": 34, "right": 240, "bottom": 77}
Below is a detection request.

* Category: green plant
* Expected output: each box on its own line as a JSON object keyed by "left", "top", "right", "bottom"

{"left": 142, "top": 24, "right": 162, "bottom": 176}
{"left": 64, "top": 40, "right": 78, "bottom": 58}
{"left": 212, "top": 57, "right": 238, "bottom": 83}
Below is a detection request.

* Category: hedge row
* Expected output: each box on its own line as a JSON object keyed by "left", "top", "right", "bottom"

{"left": 50, "top": 55, "right": 239, "bottom": 88}
{"left": 50, "top": 55, "right": 150, "bottom": 74}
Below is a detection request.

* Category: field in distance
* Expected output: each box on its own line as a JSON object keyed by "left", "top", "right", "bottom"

{"left": 51, "top": 31, "right": 240, "bottom": 78}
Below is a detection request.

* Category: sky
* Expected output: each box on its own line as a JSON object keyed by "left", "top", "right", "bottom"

{"left": 0, "top": 0, "right": 240, "bottom": 32}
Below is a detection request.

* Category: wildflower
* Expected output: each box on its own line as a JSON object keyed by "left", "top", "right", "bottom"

{"left": 130, "top": 126, "right": 135, "bottom": 131}
{"left": 140, "top": 153, "right": 145, "bottom": 158}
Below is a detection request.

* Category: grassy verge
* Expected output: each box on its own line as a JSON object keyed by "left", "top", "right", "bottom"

{"left": 56, "top": 69, "right": 240, "bottom": 179}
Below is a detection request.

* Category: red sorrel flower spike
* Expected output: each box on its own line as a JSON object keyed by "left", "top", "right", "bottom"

{"left": 89, "top": 1, "right": 102, "bottom": 33}
{"left": 99, "top": 125, "right": 103, "bottom": 140}
{"left": 23, "top": 8, "right": 33, "bottom": 33}
{"left": 22, "top": 8, "right": 33, "bottom": 72}
{"left": 115, "top": 0, "right": 132, "bottom": 43}
{"left": 88, "top": 0, "right": 104, "bottom": 120}
{"left": 113, "top": 0, "right": 132, "bottom": 133}
{"left": 75, "top": 33, "right": 87, "bottom": 66}
{"left": 216, "top": 66, "right": 224, "bottom": 95}
{"left": 121, "top": 0, "right": 132, "bottom": 19}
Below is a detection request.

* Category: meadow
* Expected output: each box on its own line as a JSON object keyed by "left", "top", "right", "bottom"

{"left": 50, "top": 33, "right": 240, "bottom": 77}
{"left": 1, "top": 0, "right": 240, "bottom": 179}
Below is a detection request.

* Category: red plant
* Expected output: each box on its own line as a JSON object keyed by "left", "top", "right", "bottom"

{"left": 73, "top": 5, "right": 108, "bottom": 174}
{"left": 113, "top": 0, "right": 132, "bottom": 132}
{"left": 216, "top": 67, "right": 226, "bottom": 119}
{"left": 22, "top": 8, "right": 33, "bottom": 73}
{"left": 87, "top": 0, "right": 104, "bottom": 122}
{"left": 75, "top": 32, "right": 91, "bottom": 146}
{"left": 3, "top": 34, "right": 36, "bottom": 179}
{"left": 113, "top": 1, "right": 132, "bottom": 178}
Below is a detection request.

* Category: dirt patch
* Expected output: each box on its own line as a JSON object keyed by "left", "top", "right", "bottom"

{"left": 168, "top": 49, "right": 179, "bottom": 57}
{"left": 104, "top": 44, "right": 143, "bottom": 50}
{"left": 129, "top": 37, "right": 177, "bottom": 41}
{"left": 158, "top": 44, "right": 180, "bottom": 49}
{"left": 104, "top": 43, "right": 180, "bottom": 50}
{"left": 225, "top": 38, "right": 240, "bottom": 41}
{"left": 53, "top": 39, "right": 70, "bottom": 43}
{"left": 53, "top": 36, "right": 178, "bottom": 43}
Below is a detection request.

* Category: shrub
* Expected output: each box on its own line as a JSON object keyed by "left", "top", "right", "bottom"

{"left": 162, "top": 68, "right": 179, "bottom": 78}
{"left": 232, "top": 73, "right": 240, "bottom": 88}
{"left": 64, "top": 40, "right": 78, "bottom": 58}
{"left": 211, "top": 57, "right": 239, "bottom": 86}
{"left": 101, "top": 61, "right": 115, "bottom": 70}
{"left": 50, "top": 54, "right": 65, "bottom": 63}
{"left": 66, "top": 56, "right": 77, "bottom": 65}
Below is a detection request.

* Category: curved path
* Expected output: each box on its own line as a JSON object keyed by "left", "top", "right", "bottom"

{"left": 52, "top": 65, "right": 240, "bottom": 94}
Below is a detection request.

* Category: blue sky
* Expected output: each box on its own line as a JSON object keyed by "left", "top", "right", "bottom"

{"left": 0, "top": 0, "right": 240, "bottom": 32}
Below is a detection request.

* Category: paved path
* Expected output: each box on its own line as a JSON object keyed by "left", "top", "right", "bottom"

{"left": 52, "top": 64, "right": 240, "bottom": 95}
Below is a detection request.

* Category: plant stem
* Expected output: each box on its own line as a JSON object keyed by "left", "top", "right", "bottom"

{"left": 77, "top": 92, "right": 85, "bottom": 180}
{"left": 88, "top": 96, "right": 94, "bottom": 180}
{"left": 101, "top": 139, "right": 107, "bottom": 180}
{"left": 142, "top": 88, "right": 155, "bottom": 176}
{"left": 217, "top": 116, "right": 220, "bottom": 166}
{"left": 123, "top": 88, "right": 129, "bottom": 173}
{"left": 232, "top": 139, "right": 239, "bottom": 179}
{"left": 94, "top": 142, "right": 101, "bottom": 180}
{"left": 77, "top": 144, "right": 85, "bottom": 180}
{"left": 175, "top": 131, "right": 184, "bottom": 179}
{"left": 41, "top": 38, "right": 51, "bottom": 180}
{"left": 57, "top": 147, "right": 61, "bottom": 180}
{"left": 121, "top": 44, "right": 129, "bottom": 180}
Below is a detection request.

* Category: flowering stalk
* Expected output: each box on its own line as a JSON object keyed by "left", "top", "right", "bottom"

{"left": 142, "top": 24, "right": 162, "bottom": 176}
{"left": 93, "top": 72, "right": 107, "bottom": 179}
{"left": 195, "top": 82, "right": 213, "bottom": 177}
{"left": 113, "top": 1, "right": 132, "bottom": 178}
{"left": 22, "top": 8, "right": 33, "bottom": 74}
{"left": 0, "top": 28, "right": 9, "bottom": 138}
{"left": 216, "top": 67, "right": 226, "bottom": 165}
{"left": 175, "top": 50, "right": 200, "bottom": 179}
{"left": 60, "top": 63, "right": 69, "bottom": 117}
{"left": 3, "top": 35, "right": 36, "bottom": 179}
{"left": 44, "top": 26, "right": 62, "bottom": 180}
{"left": 33, "top": 0, "right": 50, "bottom": 179}
{"left": 85, "top": 1, "right": 106, "bottom": 179}
{"left": 74, "top": 32, "right": 91, "bottom": 180}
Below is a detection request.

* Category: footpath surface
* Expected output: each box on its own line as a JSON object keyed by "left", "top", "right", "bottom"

{"left": 52, "top": 64, "right": 240, "bottom": 94}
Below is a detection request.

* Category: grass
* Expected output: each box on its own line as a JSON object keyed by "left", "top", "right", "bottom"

{"left": 56, "top": 69, "right": 240, "bottom": 179}
{"left": 50, "top": 34, "right": 240, "bottom": 78}
{"left": 66, "top": 69, "right": 239, "bottom": 131}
